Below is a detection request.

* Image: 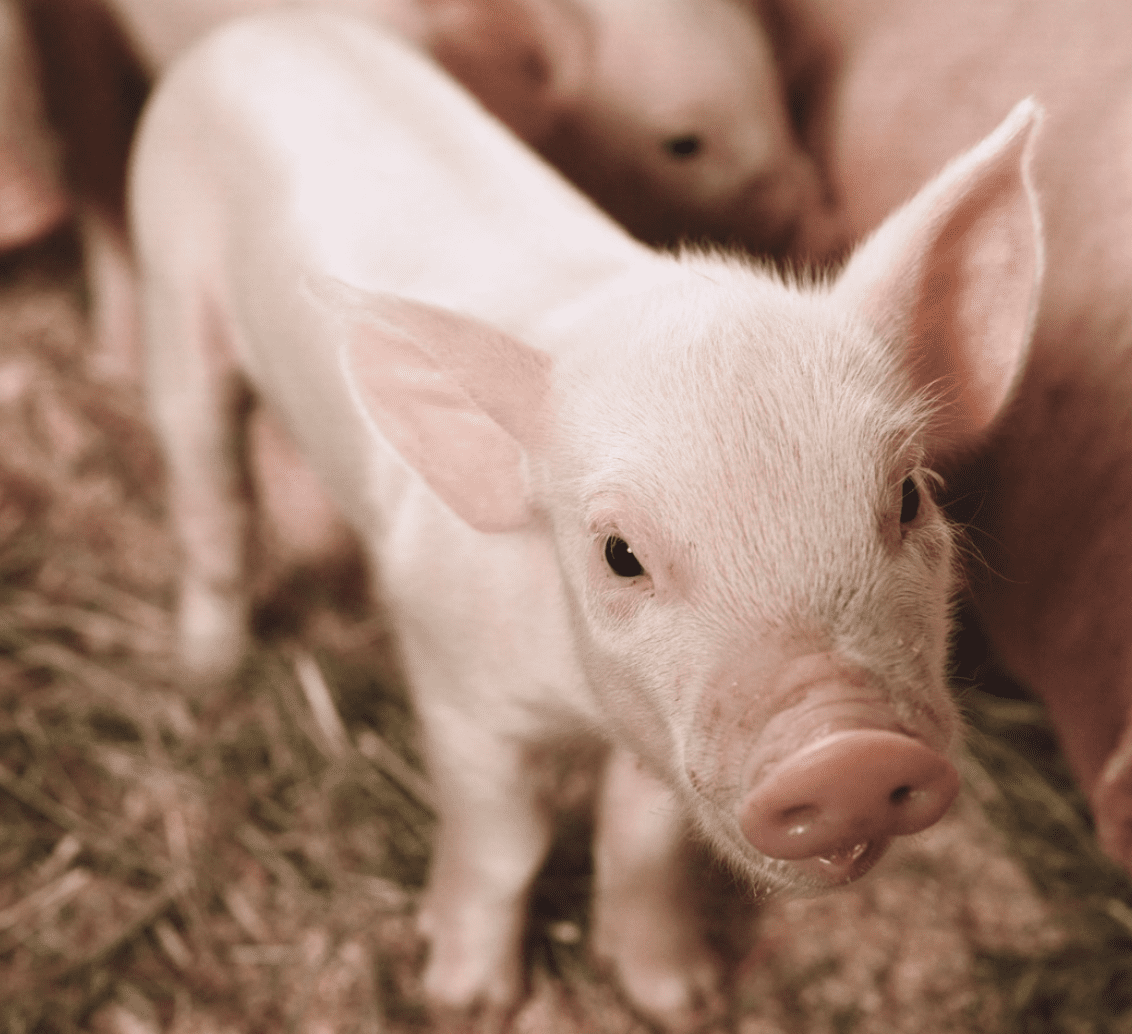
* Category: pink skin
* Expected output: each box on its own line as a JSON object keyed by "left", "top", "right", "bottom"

{"left": 132, "top": 13, "right": 1040, "bottom": 1029}
{"left": 742, "top": 730, "right": 959, "bottom": 871}
{"left": 0, "top": 151, "right": 69, "bottom": 249}
{"left": 769, "top": 0, "right": 1132, "bottom": 872}
{"left": 590, "top": 749, "right": 727, "bottom": 1032}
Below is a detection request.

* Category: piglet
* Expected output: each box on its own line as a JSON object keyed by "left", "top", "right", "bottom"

{"left": 536, "top": 0, "right": 844, "bottom": 256}
{"left": 131, "top": 10, "right": 1041, "bottom": 1030}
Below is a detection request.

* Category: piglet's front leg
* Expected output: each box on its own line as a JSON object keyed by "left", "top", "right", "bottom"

{"left": 143, "top": 282, "right": 251, "bottom": 685}
{"left": 414, "top": 703, "right": 558, "bottom": 1032}
{"left": 591, "top": 747, "right": 728, "bottom": 1033}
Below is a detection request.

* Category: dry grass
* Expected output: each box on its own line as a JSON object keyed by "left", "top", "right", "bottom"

{"left": 2, "top": 230, "right": 1132, "bottom": 1033}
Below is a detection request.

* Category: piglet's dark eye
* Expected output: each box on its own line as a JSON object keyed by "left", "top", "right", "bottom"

{"left": 900, "top": 477, "right": 921, "bottom": 525}
{"left": 604, "top": 536, "right": 644, "bottom": 577}
{"left": 663, "top": 134, "right": 702, "bottom": 159}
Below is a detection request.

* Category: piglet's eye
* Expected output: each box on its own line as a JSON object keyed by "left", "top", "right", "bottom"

{"left": 900, "top": 476, "right": 921, "bottom": 525}
{"left": 663, "top": 134, "right": 702, "bottom": 159}
{"left": 604, "top": 536, "right": 644, "bottom": 577}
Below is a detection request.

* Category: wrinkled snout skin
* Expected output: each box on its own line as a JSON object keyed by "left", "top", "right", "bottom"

{"left": 771, "top": 0, "right": 1132, "bottom": 874}
{"left": 709, "top": 654, "right": 960, "bottom": 885}
{"left": 132, "top": 12, "right": 1041, "bottom": 1031}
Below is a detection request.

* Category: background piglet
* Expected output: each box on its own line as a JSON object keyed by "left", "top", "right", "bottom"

{"left": 131, "top": 10, "right": 1040, "bottom": 1029}
{"left": 103, "top": 0, "right": 843, "bottom": 257}
{"left": 536, "top": 0, "right": 843, "bottom": 257}
{"left": 764, "top": 0, "right": 1132, "bottom": 876}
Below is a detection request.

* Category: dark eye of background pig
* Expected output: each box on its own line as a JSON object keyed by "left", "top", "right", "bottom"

{"left": 663, "top": 134, "right": 703, "bottom": 159}
{"left": 604, "top": 535, "right": 645, "bottom": 577}
{"left": 900, "top": 476, "right": 921, "bottom": 524}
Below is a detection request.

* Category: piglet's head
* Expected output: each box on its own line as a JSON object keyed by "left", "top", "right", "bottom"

{"left": 330, "top": 99, "right": 1043, "bottom": 891}
{"left": 538, "top": 0, "right": 836, "bottom": 253}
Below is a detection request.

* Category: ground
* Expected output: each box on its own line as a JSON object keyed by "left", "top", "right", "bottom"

{"left": 2, "top": 229, "right": 1132, "bottom": 1034}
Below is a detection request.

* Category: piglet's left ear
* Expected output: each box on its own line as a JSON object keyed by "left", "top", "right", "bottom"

{"left": 834, "top": 98, "right": 1044, "bottom": 460}
{"left": 312, "top": 278, "right": 552, "bottom": 534}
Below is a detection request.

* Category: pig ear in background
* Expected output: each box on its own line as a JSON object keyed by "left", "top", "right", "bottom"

{"left": 312, "top": 278, "right": 553, "bottom": 534}
{"left": 834, "top": 98, "right": 1045, "bottom": 461}
{"left": 425, "top": 0, "right": 594, "bottom": 142}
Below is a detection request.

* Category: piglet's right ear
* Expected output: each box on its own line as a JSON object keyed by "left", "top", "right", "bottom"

{"left": 312, "top": 279, "right": 552, "bottom": 534}
{"left": 834, "top": 97, "right": 1044, "bottom": 461}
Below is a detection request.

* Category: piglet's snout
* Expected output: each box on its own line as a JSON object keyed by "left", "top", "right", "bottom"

{"left": 740, "top": 730, "right": 959, "bottom": 877}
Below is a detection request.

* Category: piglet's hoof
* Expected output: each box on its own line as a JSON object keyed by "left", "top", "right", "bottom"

{"left": 176, "top": 579, "right": 248, "bottom": 687}
{"left": 1092, "top": 734, "right": 1132, "bottom": 871}
{"left": 591, "top": 914, "right": 728, "bottom": 1034}
{"left": 419, "top": 923, "right": 524, "bottom": 1034}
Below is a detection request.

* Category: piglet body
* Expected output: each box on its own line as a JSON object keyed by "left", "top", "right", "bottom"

{"left": 132, "top": 11, "right": 1042, "bottom": 1029}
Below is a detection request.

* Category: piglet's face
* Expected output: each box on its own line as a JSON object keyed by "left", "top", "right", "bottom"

{"left": 542, "top": 267, "right": 962, "bottom": 887}
{"left": 575, "top": 0, "right": 825, "bottom": 251}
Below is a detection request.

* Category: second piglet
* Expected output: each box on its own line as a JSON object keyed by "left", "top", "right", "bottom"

{"left": 131, "top": 11, "right": 1041, "bottom": 1032}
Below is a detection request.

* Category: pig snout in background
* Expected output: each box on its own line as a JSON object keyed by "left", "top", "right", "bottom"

{"left": 764, "top": 0, "right": 1132, "bottom": 878}
{"left": 130, "top": 9, "right": 1041, "bottom": 1027}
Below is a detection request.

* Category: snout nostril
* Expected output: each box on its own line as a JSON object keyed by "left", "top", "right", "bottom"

{"left": 781, "top": 804, "right": 819, "bottom": 836}
{"left": 890, "top": 785, "right": 913, "bottom": 806}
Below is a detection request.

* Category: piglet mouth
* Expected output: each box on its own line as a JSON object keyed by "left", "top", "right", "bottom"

{"left": 788, "top": 837, "right": 891, "bottom": 887}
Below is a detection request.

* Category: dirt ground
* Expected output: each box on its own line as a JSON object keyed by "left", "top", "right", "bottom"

{"left": 3, "top": 228, "right": 1132, "bottom": 1034}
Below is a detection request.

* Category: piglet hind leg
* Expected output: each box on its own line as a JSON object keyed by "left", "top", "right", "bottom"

{"left": 412, "top": 701, "right": 559, "bottom": 1031}
{"left": 590, "top": 747, "right": 729, "bottom": 1034}
{"left": 80, "top": 207, "right": 144, "bottom": 384}
{"left": 144, "top": 280, "right": 252, "bottom": 686}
